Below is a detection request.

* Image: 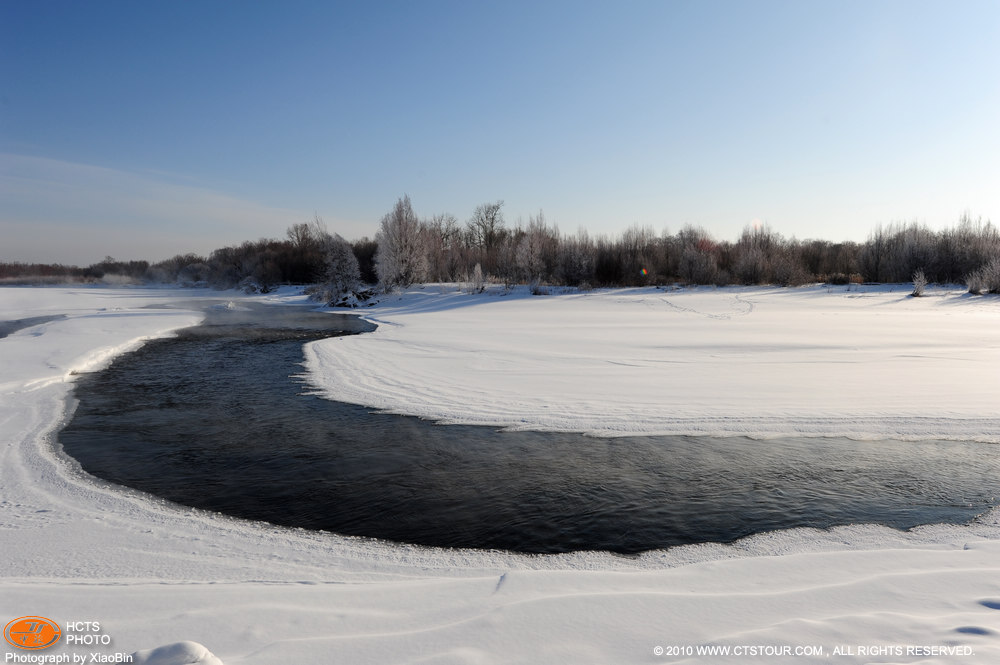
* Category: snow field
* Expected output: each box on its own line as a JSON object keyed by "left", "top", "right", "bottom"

{"left": 2, "top": 285, "right": 1000, "bottom": 664}
{"left": 306, "top": 284, "right": 1000, "bottom": 441}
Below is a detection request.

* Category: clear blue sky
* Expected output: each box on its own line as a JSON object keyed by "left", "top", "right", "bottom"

{"left": 2, "top": 0, "right": 999, "bottom": 264}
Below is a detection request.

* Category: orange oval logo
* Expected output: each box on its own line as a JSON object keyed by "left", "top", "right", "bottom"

{"left": 3, "top": 616, "right": 62, "bottom": 650}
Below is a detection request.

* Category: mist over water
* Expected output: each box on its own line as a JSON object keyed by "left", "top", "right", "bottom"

{"left": 57, "top": 303, "right": 1000, "bottom": 554}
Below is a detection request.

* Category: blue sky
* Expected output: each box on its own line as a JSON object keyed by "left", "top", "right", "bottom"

{"left": 2, "top": 0, "right": 999, "bottom": 264}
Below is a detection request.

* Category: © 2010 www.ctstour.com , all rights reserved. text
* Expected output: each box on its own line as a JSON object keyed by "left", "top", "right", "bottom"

{"left": 652, "top": 643, "right": 977, "bottom": 658}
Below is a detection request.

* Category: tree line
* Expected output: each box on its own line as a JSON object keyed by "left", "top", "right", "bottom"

{"left": 4, "top": 199, "right": 1000, "bottom": 300}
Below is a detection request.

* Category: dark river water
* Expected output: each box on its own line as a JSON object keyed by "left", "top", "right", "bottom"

{"left": 56, "top": 302, "right": 1000, "bottom": 554}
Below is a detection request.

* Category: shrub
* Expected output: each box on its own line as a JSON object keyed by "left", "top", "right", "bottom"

{"left": 529, "top": 278, "right": 549, "bottom": 296}
{"left": 966, "top": 257, "right": 1000, "bottom": 295}
{"left": 911, "top": 269, "right": 927, "bottom": 297}
{"left": 826, "top": 272, "right": 850, "bottom": 285}
{"left": 467, "top": 263, "right": 486, "bottom": 294}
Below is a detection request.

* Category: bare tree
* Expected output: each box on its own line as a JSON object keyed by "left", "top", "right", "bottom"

{"left": 556, "top": 229, "right": 595, "bottom": 286}
{"left": 861, "top": 224, "right": 890, "bottom": 282}
{"left": 286, "top": 216, "right": 327, "bottom": 250}
{"left": 466, "top": 201, "right": 507, "bottom": 276}
{"left": 284, "top": 216, "right": 329, "bottom": 283}
{"left": 619, "top": 224, "right": 658, "bottom": 282}
{"left": 466, "top": 201, "right": 506, "bottom": 250}
{"left": 423, "top": 213, "right": 461, "bottom": 282}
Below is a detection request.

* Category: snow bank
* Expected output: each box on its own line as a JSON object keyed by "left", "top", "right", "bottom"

{"left": 305, "top": 284, "right": 1000, "bottom": 441}
{"left": 2, "top": 285, "right": 1000, "bottom": 664}
{"left": 131, "top": 641, "right": 223, "bottom": 665}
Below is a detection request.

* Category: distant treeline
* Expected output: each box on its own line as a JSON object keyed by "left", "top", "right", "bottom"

{"left": 0, "top": 258, "right": 155, "bottom": 285}
{"left": 4, "top": 202, "right": 1000, "bottom": 298}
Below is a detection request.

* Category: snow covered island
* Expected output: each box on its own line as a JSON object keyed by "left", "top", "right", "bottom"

{"left": 2, "top": 284, "right": 1000, "bottom": 664}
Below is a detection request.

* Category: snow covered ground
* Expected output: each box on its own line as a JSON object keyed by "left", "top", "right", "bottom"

{"left": 306, "top": 283, "right": 1000, "bottom": 442}
{"left": 3, "top": 284, "right": 1000, "bottom": 664}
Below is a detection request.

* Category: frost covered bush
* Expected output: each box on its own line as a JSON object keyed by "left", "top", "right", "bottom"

{"left": 468, "top": 263, "right": 486, "bottom": 294}
{"left": 529, "top": 278, "right": 549, "bottom": 295}
{"left": 966, "top": 257, "right": 1000, "bottom": 295}
{"left": 463, "top": 263, "right": 487, "bottom": 294}
{"left": 309, "top": 232, "right": 361, "bottom": 304}
{"left": 966, "top": 272, "right": 985, "bottom": 295}
{"left": 238, "top": 276, "right": 269, "bottom": 294}
{"left": 911, "top": 269, "right": 927, "bottom": 297}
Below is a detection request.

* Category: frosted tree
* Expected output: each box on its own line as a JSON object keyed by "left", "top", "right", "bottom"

{"left": 322, "top": 233, "right": 361, "bottom": 297}
{"left": 308, "top": 232, "right": 360, "bottom": 304}
{"left": 423, "top": 213, "right": 462, "bottom": 282}
{"left": 733, "top": 224, "right": 781, "bottom": 285}
{"left": 515, "top": 211, "right": 557, "bottom": 285}
{"left": 676, "top": 225, "right": 719, "bottom": 284}
{"left": 375, "top": 195, "right": 428, "bottom": 289}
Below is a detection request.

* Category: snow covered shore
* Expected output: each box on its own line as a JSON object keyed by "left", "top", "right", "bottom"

{"left": 306, "top": 283, "right": 1000, "bottom": 441}
{"left": 3, "top": 285, "right": 1000, "bottom": 664}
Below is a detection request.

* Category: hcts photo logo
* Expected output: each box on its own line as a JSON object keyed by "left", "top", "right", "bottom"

{"left": 3, "top": 616, "right": 62, "bottom": 650}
